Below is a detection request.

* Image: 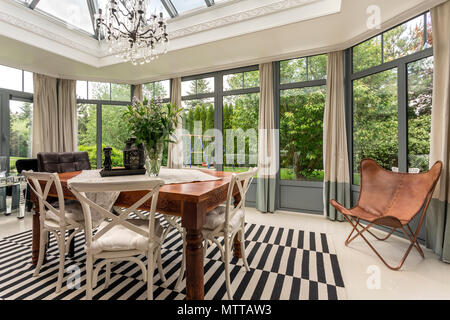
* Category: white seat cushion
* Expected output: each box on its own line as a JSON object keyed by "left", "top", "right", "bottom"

{"left": 45, "top": 200, "right": 104, "bottom": 225}
{"left": 45, "top": 200, "right": 84, "bottom": 222}
{"left": 89, "top": 219, "right": 163, "bottom": 254}
{"left": 204, "top": 206, "right": 244, "bottom": 231}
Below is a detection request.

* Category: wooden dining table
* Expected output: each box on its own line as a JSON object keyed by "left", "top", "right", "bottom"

{"left": 30, "top": 169, "right": 243, "bottom": 300}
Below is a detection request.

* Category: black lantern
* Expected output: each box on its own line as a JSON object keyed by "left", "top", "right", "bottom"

{"left": 123, "top": 138, "right": 144, "bottom": 170}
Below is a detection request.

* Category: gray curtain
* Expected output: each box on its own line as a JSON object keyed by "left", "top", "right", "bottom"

{"left": 323, "top": 51, "right": 351, "bottom": 221}
{"left": 425, "top": 0, "right": 450, "bottom": 263}
{"left": 167, "top": 78, "right": 183, "bottom": 168}
{"left": 256, "top": 63, "right": 277, "bottom": 213}
{"left": 32, "top": 74, "right": 77, "bottom": 156}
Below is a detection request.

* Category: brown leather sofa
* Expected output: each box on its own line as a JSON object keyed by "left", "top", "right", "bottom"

{"left": 37, "top": 152, "right": 91, "bottom": 173}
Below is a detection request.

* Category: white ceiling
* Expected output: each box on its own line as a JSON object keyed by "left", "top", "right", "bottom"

{"left": 0, "top": 0, "right": 445, "bottom": 84}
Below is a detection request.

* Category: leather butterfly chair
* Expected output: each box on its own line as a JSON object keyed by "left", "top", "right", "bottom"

{"left": 330, "top": 159, "right": 442, "bottom": 270}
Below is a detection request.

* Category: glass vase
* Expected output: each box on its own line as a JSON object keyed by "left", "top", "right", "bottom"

{"left": 144, "top": 140, "right": 164, "bottom": 176}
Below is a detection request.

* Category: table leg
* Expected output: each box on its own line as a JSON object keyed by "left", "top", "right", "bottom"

{"left": 182, "top": 201, "right": 206, "bottom": 300}
{"left": 68, "top": 230, "right": 75, "bottom": 257}
{"left": 233, "top": 192, "right": 243, "bottom": 259}
{"left": 32, "top": 210, "right": 43, "bottom": 265}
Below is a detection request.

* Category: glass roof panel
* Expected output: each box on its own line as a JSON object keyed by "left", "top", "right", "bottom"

{"left": 97, "top": 0, "right": 170, "bottom": 20}
{"left": 35, "top": 0, "right": 94, "bottom": 34}
{"left": 171, "top": 0, "right": 207, "bottom": 14}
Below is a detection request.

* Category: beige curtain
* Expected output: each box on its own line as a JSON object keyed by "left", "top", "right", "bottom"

{"left": 167, "top": 77, "right": 183, "bottom": 168}
{"left": 323, "top": 51, "right": 351, "bottom": 221}
{"left": 256, "top": 63, "right": 277, "bottom": 213}
{"left": 133, "top": 84, "right": 143, "bottom": 102}
{"left": 57, "top": 79, "right": 77, "bottom": 152}
{"left": 32, "top": 74, "right": 77, "bottom": 156}
{"left": 426, "top": 0, "right": 450, "bottom": 262}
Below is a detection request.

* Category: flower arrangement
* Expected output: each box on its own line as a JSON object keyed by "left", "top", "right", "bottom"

{"left": 124, "top": 97, "right": 182, "bottom": 176}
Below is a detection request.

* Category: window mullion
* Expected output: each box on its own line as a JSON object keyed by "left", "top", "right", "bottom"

{"left": 398, "top": 63, "right": 408, "bottom": 173}
{"left": 214, "top": 74, "right": 223, "bottom": 171}
{"left": 96, "top": 103, "right": 102, "bottom": 169}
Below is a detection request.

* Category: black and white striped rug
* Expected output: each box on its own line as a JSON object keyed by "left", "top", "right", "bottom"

{"left": 0, "top": 218, "right": 346, "bottom": 300}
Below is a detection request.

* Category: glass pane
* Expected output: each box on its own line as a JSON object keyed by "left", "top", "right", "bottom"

{"left": 353, "top": 69, "right": 398, "bottom": 185}
{"left": 384, "top": 15, "right": 425, "bottom": 63}
{"left": 223, "top": 93, "right": 259, "bottom": 172}
{"left": 88, "top": 82, "right": 110, "bottom": 100}
{"left": 77, "top": 103, "right": 97, "bottom": 168}
{"left": 308, "top": 54, "right": 328, "bottom": 80}
{"left": 181, "top": 98, "right": 215, "bottom": 169}
{"left": 0, "top": 65, "right": 22, "bottom": 91}
{"left": 9, "top": 101, "right": 33, "bottom": 174}
{"left": 36, "top": 0, "right": 94, "bottom": 34}
{"left": 76, "top": 81, "right": 88, "bottom": 99}
{"left": 353, "top": 35, "right": 382, "bottom": 73}
{"left": 223, "top": 73, "right": 243, "bottom": 91}
{"left": 408, "top": 57, "right": 433, "bottom": 172}
{"left": 182, "top": 78, "right": 214, "bottom": 96}
{"left": 280, "top": 58, "right": 307, "bottom": 84}
{"left": 24, "top": 71, "right": 33, "bottom": 93}
{"left": 111, "top": 83, "right": 131, "bottom": 102}
{"left": 102, "top": 105, "right": 129, "bottom": 168}
{"left": 280, "top": 86, "right": 326, "bottom": 181}
{"left": 143, "top": 80, "right": 170, "bottom": 100}
{"left": 171, "top": 0, "right": 206, "bottom": 13}
{"left": 244, "top": 71, "right": 260, "bottom": 88}
{"left": 98, "top": 0, "right": 170, "bottom": 19}
{"left": 426, "top": 12, "right": 432, "bottom": 47}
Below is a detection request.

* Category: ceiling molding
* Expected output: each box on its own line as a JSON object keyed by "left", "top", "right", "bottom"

{"left": 0, "top": 9, "right": 98, "bottom": 57}
{"left": 170, "top": 0, "right": 318, "bottom": 39}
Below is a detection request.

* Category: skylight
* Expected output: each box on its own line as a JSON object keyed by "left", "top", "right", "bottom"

{"left": 14, "top": 0, "right": 225, "bottom": 36}
{"left": 35, "top": 0, "right": 94, "bottom": 34}
{"left": 170, "top": 0, "right": 207, "bottom": 14}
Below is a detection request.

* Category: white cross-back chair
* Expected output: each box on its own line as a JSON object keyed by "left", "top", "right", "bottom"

{"left": 172, "top": 167, "right": 257, "bottom": 299}
{"left": 23, "top": 171, "right": 87, "bottom": 293}
{"left": 68, "top": 178, "right": 165, "bottom": 300}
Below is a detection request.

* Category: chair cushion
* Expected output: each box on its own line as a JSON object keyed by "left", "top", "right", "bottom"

{"left": 45, "top": 200, "right": 85, "bottom": 222}
{"left": 45, "top": 200, "right": 103, "bottom": 225}
{"left": 204, "top": 205, "right": 244, "bottom": 231}
{"left": 89, "top": 219, "right": 163, "bottom": 254}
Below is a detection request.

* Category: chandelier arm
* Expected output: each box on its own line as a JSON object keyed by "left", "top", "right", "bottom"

{"left": 111, "top": 12, "right": 134, "bottom": 35}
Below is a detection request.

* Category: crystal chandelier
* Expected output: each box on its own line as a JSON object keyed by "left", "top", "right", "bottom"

{"left": 95, "top": 0, "right": 169, "bottom": 65}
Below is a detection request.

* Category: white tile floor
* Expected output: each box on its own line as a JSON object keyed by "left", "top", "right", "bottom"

{"left": 1, "top": 208, "right": 450, "bottom": 300}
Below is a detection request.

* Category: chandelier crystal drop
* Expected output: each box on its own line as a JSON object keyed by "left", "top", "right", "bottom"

{"left": 95, "top": 0, "right": 169, "bottom": 65}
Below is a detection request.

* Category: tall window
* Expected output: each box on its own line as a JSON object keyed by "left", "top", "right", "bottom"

{"left": 9, "top": 101, "right": 33, "bottom": 173}
{"left": 279, "top": 54, "right": 328, "bottom": 181}
{"left": 76, "top": 81, "right": 131, "bottom": 168}
{"left": 0, "top": 64, "right": 33, "bottom": 174}
{"left": 351, "top": 12, "right": 433, "bottom": 185}
{"left": 143, "top": 80, "right": 170, "bottom": 101}
{"left": 181, "top": 77, "right": 215, "bottom": 169}
{"left": 222, "top": 70, "right": 259, "bottom": 172}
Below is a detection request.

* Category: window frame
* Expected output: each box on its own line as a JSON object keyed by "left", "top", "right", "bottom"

{"left": 0, "top": 84, "right": 33, "bottom": 173}
{"left": 180, "top": 64, "right": 260, "bottom": 172}
{"left": 76, "top": 82, "right": 133, "bottom": 168}
{"left": 347, "top": 11, "right": 433, "bottom": 191}
{"left": 275, "top": 54, "right": 328, "bottom": 214}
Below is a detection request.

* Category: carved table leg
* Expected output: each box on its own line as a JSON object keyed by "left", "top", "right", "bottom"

{"left": 182, "top": 201, "right": 206, "bottom": 300}
{"left": 233, "top": 192, "right": 243, "bottom": 259}
{"left": 32, "top": 208, "right": 46, "bottom": 265}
